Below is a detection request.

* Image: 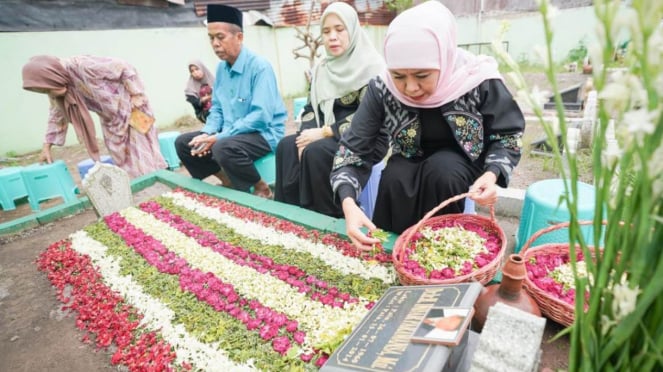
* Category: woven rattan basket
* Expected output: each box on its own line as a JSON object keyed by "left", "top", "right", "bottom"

{"left": 392, "top": 192, "right": 506, "bottom": 286}
{"left": 521, "top": 221, "right": 601, "bottom": 327}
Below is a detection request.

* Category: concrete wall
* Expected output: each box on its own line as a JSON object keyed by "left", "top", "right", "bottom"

{"left": 456, "top": 6, "right": 598, "bottom": 63}
{"left": 0, "top": 6, "right": 598, "bottom": 156}
{"left": 1, "top": 26, "right": 312, "bottom": 155}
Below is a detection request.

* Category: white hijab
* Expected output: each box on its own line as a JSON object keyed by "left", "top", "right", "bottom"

{"left": 309, "top": 2, "right": 385, "bottom": 126}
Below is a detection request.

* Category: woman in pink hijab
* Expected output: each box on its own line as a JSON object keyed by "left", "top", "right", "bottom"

{"left": 330, "top": 1, "right": 525, "bottom": 250}
{"left": 22, "top": 55, "right": 167, "bottom": 178}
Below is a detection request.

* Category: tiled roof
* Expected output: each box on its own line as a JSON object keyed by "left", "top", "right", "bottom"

{"left": 194, "top": 0, "right": 397, "bottom": 27}
{"left": 194, "top": 0, "right": 594, "bottom": 27}
{"left": 194, "top": 0, "right": 272, "bottom": 14}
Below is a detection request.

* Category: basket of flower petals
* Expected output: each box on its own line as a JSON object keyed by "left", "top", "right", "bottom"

{"left": 521, "top": 221, "right": 602, "bottom": 327}
{"left": 392, "top": 193, "right": 507, "bottom": 286}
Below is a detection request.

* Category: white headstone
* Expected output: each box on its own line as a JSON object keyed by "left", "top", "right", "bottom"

{"left": 469, "top": 302, "right": 546, "bottom": 372}
{"left": 583, "top": 90, "right": 598, "bottom": 122}
{"left": 81, "top": 163, "right": 133, "bottom": 217}
{"left": 579, "top": 90, "right": 598, "bottom": 148}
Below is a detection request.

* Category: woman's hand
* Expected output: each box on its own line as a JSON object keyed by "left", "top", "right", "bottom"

{"left": 40, "top": 143, "right": 53, "bottom": 164}
{"left": 342, "top": 197, "right": 381, "bottom": 251}
{"left": 130, "top": 94, "right": 147, "bottom": 109}
{"left": 468, "top": 171, "right": 498, "bottom": 206}
{"left": 295, "top": 128, "right": 325, "bottom": 150}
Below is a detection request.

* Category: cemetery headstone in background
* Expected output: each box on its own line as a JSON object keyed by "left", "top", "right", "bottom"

{"left": 81, "top": 163, "right": 133, "bottom": 217}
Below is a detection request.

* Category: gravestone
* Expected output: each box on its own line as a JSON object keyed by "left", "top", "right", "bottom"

{"left": 321, "top": 283, "right": 482, "bottom": 372}
{"left": 543, "top": 83, "right": 583, "bottom": 111}
{"left": 469, "top": 302, "right": 546, "bottom": 372}
{"left": 81, "top": 163, "right": 133, "bottom": 217}
{"left": 579, "top": 90, "right": 597, "bottom": 147}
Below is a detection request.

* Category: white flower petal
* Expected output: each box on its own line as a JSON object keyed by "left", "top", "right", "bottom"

{"left": 165, "top": 191, "right": 396, "bottom": 284}
{"left": 120, "top": 207, "right": 373, "bottom": 348}
{"left": 69, "top": 231, "right": 255, "bottom": 371}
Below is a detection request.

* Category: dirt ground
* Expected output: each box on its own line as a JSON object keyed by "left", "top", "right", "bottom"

{"left": 0, "top": 74, "right": 590, "bottom": 371}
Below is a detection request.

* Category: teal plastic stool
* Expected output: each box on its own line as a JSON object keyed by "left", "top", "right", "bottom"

{"left": 77, "top": 155, "right": 114, "bottom": 180}
{"left": 254, "top": 152, "right": 276, "bottom": 186}
{"left": 21, "top": 160, "right": 79, "bottom": 211}
{"left": 158, "top": 131, "right": 181, "bottom": 170}
{"left": 0, "top": 167, "right": 29, "bottom": 211}
{"left": 515, "top": 179, "right": 597, "bottom": 253}
{"left": 292, "top": 97, "right": 307, "bottom": 121}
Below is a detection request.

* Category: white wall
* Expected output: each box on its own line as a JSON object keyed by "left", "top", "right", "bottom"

{"left": 456, "top": 6, "right": 598, "bottom": 63}
{"left": 0, "top": 6, "right": 598, "bottom": 156}
{"left": 0, "top": 25, "right": 389, "bottom": 155}
{"left": 0, "top": 26, "right": 313, "bottom": 155}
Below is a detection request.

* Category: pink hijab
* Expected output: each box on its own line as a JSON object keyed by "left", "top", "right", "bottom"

{"left": 381, "top": 1, "right": 502, "bottom": 108}
{"left": 22, "top": 55, "right": 99, "bottom": 154}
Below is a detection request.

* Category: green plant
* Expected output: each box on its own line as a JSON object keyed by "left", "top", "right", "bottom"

{"left": 540, "top": 155, "right": 561, "bottom": 173}
{"left": 514, "top": 53, "right": 547, "bottom": 73}
{"left": 384, "top": 0, "right": 413, "bottom": 13}
{"left": 567, "top": 38, "right": 589, "bottom": 63}
{"left": 493, "top": 0, "right": 662, "bottom": 370}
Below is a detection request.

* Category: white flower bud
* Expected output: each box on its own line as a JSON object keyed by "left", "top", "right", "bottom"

{"left": 530, "top": 86, "right": 550, "bottom": 111}
{"left": 647, "top": 26, "right": 663, "bottom": 70}
{"left": 640, "top": 0, "right": 663, "bottom": 33}
{"left": 601, "top": 314, "right": 616, "bottom": 335}
{"left": 611, "top": 277, "right": 640, "bottom": 322}
{"left": 506, "top": 71, "right": 525, "bottom": 90}
{"left": 650, "top": 144, "right": 663, "bottom": 199}
{"left": 613, "top": 8, "right": 639, "bottom": 46}
{"left": 587, "top": 43, "right": 603, "bottom": 73}
{"left": 599, "top": 81, "right": 630, "bottom": 115}
{"left": 545, "top": 5, "right": 558, "bottom": 31}
{"left": 649, "top": 143, "right": 663, "bottom": 176}
{"left": 602, "top": 138, "right": 621, "bottom": 167}
{"left": 625, "top": 75, "right": 647, "bottom": 109}
{"left": 656, "top": 73, "right": 663, "bottom": 97}
{"left": 514, "top": 86, "right": 548, "bottom": 113}
{"left": 594, "top": 22, "right": 607, "bottom": 46}
{"left": 533, "top": 45, "right": 549, "bottom": 69}
{"left": 623, "top": 109, "right": 655, "bottom": 142}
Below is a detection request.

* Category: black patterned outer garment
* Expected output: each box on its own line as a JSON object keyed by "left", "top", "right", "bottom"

{"left": 274, "top": 86, "right": 368, "bottom": 218}
{"left": 330, "top": 76, "right": 525, "bottom": 234}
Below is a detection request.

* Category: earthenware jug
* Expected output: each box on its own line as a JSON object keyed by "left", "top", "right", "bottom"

{"left": 472, "top": 254, "right": 541, "bottom": 332}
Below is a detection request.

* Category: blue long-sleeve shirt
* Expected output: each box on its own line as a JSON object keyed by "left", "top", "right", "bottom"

{"left": 202, "top": 47, "right": 286, "bottom": 150}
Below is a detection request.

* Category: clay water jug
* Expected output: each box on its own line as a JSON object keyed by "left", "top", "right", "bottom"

{"left": 472, "top": 254, "right": 541, "bottom": 332}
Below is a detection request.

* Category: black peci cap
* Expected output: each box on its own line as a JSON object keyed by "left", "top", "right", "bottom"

{"left": 207, "top": 4, "right": 242, "bottom": 29}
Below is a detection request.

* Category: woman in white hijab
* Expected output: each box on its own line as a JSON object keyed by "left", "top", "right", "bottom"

{"left": 274, "top": 2, "right": 384, "bottom": 217}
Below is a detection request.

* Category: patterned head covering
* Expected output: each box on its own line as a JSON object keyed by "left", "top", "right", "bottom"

{"left": 309, "top": 2, "right": 385, "bottom": 126}
{"left": 185, "top": 60, "right": 215, "bottom": 98}
{"left": 381, "top": 1, "right": 502, "bottom": 108}
{"left": 22, "top": 55, "right": 99, "bottom": 154}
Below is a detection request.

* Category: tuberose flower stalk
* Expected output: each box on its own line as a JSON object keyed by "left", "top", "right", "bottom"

{"left": 495, "top": 0, "right": 662, "bottom": 370}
